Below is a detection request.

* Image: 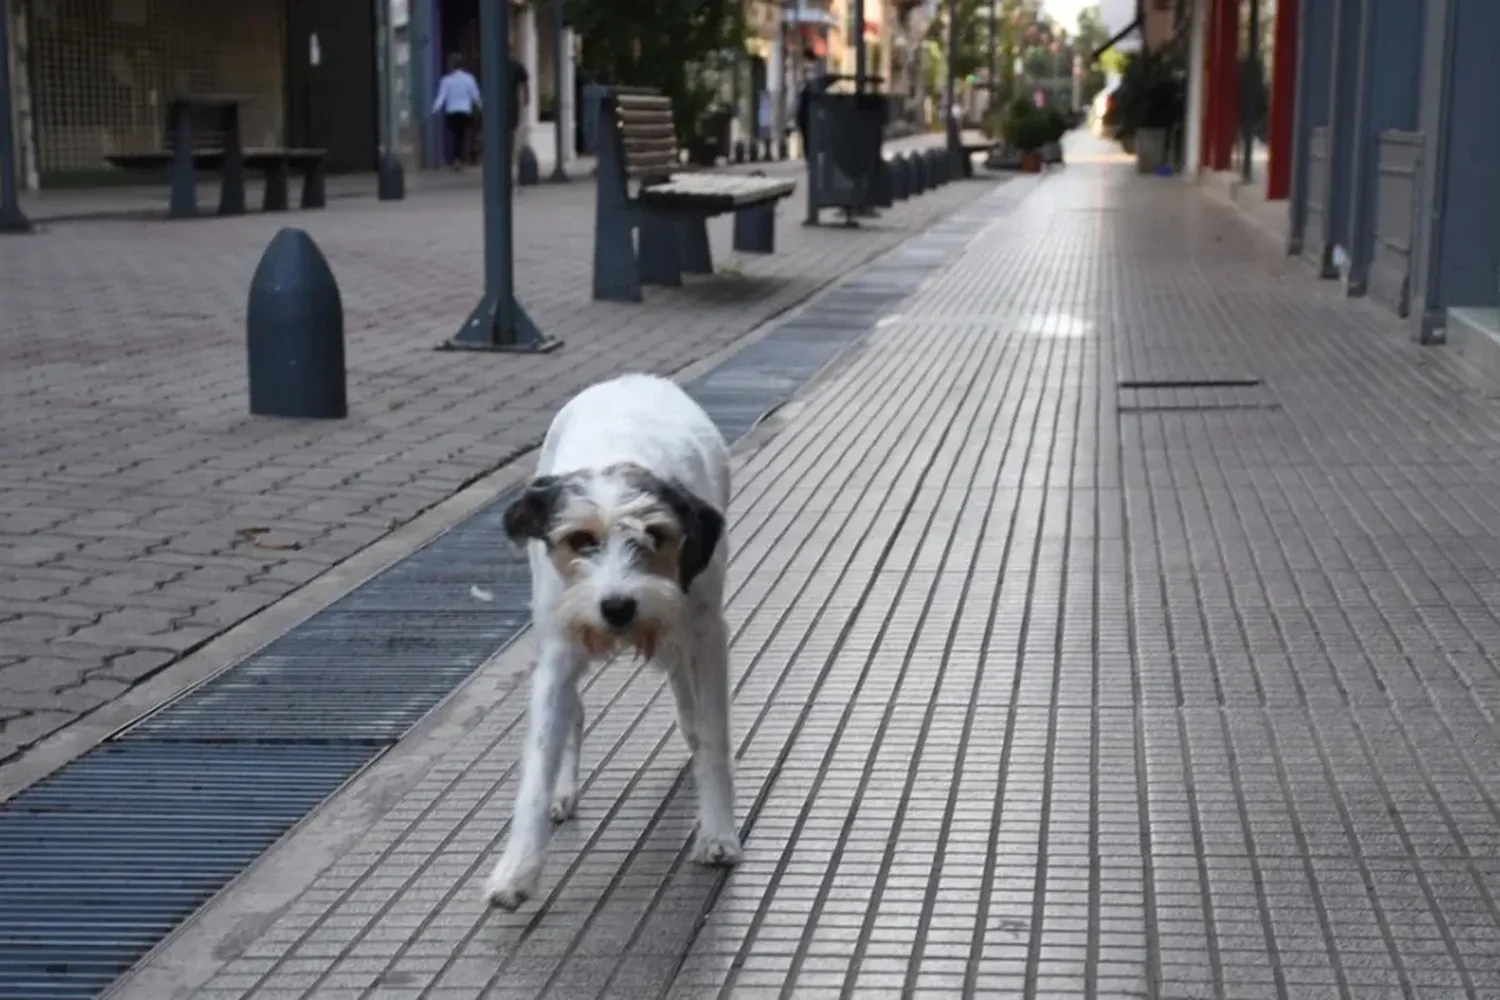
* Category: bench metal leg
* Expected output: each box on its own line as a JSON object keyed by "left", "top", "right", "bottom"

{"left": 217, "top": 109, "right": 246, "bottom": 216}
{"left": 263, "top": 160, "right": 290, "bottom": 212}
{"left": 168, "top": 113, "right": 197, "bottom": 219}
{"left": 638, "top": 213, "right": 682, "bottom": 287}
{"left": 591, "top": 113, "right": 643, "bottom": 302}
{"left": 300, "top": 161, "right": 326, "bottom": 210}
{"left": 592, "top": 206, "right": 642, "bottom": 302}
{"left": 732, "top": 202, "right": 776, "bottom": 254}
{"left": 678, "top": 216, "right": 712, "bottom": 275}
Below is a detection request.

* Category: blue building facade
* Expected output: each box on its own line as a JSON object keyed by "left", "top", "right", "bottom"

{"left": 1281, "top": 0, "right": 1500, "bottom": 345}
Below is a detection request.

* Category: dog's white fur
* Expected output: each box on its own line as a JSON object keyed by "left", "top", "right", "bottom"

{"left": 484, "top": 374, "right": 739, "bottom": 911}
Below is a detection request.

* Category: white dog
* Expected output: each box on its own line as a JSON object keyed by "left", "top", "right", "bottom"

{"left": 484, "top": 373, "right": 741, "bottom": 911}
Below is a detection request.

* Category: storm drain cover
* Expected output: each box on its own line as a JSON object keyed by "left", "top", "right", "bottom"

{"left": 1116, "top": 377, "right": 1277, "bottom": 413}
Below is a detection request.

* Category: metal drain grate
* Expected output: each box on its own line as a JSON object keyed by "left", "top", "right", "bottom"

{"left": 0, "top": 191, "right": 1007, "bottom": 1000}
{"left": 1117, "top": 376, "right": 1275, "bottom": 413}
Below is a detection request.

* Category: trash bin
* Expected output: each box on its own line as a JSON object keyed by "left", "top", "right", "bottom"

{"left": 806, "top": 91, "right": 885, "bottom": 211}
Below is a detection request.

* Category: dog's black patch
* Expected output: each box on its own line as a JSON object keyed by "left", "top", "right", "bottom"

{"left": 503, "top": 475, "right": 569, "bottom": 544}
{"left": 618, "top": 467, "right": 725, "bottom": 592}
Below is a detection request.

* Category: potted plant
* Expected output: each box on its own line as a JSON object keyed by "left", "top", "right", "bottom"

{"left": 1001, "top": 98, "right": 1051, "bottom": 173}
{"left": 1105, "top": 52, "right": 1184, "bottom": 174}
{"left": 1041, "top": 107, "right": 1069, "bottom": 165}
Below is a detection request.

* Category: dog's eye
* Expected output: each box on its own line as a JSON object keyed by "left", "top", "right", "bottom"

{"left": 644, "top": 525, "right": 671, "bottom": 549}
{"left": 563, "top": 530, "right": 599, "bottom": 553}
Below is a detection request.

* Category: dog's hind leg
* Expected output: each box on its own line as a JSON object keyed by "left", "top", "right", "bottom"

{"left": 686, "top": 615, "right": 742, "bottom": 867}
{"left": 551, "top": 683, "right": 584, "bottom": 822}
{"left": 485, "top": 637, "right": 584, "bottom": 910}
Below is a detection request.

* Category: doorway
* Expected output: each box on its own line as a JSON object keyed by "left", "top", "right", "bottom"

{"left": 285, "top": 0, "right": 379, "bottom": 172}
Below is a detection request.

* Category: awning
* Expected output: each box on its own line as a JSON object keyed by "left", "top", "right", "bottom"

{"left": 1092, "top": 16, "right": 1141, "bottom": 60}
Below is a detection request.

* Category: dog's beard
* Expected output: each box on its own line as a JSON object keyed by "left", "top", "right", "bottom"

{"left": 556, "top": 575, "right": 682, "bottom": 664}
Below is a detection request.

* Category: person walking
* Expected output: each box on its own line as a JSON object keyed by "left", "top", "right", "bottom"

{"left": 433, "top": 53, "right": 482, "bottom": 170}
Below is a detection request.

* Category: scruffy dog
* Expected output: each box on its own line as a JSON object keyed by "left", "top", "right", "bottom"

{"left": 484, "top": 374, "right": 740, "bottom": 911}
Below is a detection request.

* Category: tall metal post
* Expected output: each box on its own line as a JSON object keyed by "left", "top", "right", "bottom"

{"left": 549, "top": 0, "right": 568, "bottom": 181}
{"left": 773, "top": 1, "right": 786, "bottom": 156}
{"left": 987, "top": 0, "right": 998, "bottom": 106}
{"left": 854, "top": 0, "right": 866, "bottom": 91}
{"left": 1240, "top": 0, "right": 1260, "bottom": 182}
{"left": 0, "top": 0, "right": 33, "bottom": 234}
{"left": 443, "top": 0, "right": 560, "bottom": 353}
{"left": 377, "top": 0, "right": 406, "bottom": 200}
{"left": 944, "top": 0, "right": 960, "bottom": 160}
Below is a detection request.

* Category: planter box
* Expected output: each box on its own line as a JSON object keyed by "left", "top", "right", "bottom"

{"left": 1135, "top": 127, "right": 1168, "bottom": 175}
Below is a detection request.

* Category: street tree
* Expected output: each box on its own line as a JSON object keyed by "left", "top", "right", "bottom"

{"left": 562, "top": 0, "right": 746, "bottom": 142}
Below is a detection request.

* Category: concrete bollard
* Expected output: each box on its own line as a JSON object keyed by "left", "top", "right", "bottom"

{"left": 246, "top": 228, "right": 347, "bottom": 419}
{"left": 872, "top": 157, "right": 893, "bottom": 209}
{"left": 377, "top": 153, "right": 405, "bottom": 201}
{"left": 516, "top": 145, "right": 540, "bottom": 186}
{"left": 928, "top": 148, "right": 946, "bottom": 185}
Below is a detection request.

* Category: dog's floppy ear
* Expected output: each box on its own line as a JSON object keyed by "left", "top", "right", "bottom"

{"left": 659, "top": 481, "right": 724, "bottom": 592}
{"left": 503, "top": 475, "right": 564, "bottom": 545}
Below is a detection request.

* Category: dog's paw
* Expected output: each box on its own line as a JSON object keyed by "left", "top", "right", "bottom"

{"left": 550, "top": 790, "right": 578, "bottom": 823}
{"left": 691, "top": 830, "right": 743, "bottom": 867}
{"left": 484, "top": 856, "right": 543, "bottom": 911}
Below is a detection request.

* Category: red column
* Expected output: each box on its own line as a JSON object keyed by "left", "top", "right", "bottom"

{"left": 1208, "top": 0, "right": 1240, "bottom": 170}
{"left": 1265, "top": 0, "right": 1298, "bottom": 198}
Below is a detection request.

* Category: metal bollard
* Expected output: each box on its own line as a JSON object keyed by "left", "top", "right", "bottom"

{"left": 892, "top": 153, "right": 910, "bottom": 200}
{"left": 246, "top": 228, "right": 347, "bottom": 419}
{"left": 912, "top": 151, "right": 927, "bottom": 194}
{"left": 516, "top": 145, "right": 540, "bottom": 186}
{"left": 377, "top": 153, "right": 405, "bottom": 201}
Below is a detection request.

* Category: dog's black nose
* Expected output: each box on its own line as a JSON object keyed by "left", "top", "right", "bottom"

{"left": 600, "top": 597, "right": 637, "bottom": 629}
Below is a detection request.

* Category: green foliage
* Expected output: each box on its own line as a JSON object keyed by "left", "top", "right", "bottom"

{"left": 924, "top": 0, "right": 991, "bottom": 81}
{"left": 1000, "top": 96, "right": 1051, "bottom": 152}
{"left": 1103, "top": 50, "right": 1184, "bottom": 138}
{"left": 563, "top": 0, "right": 745, "bottom": 143}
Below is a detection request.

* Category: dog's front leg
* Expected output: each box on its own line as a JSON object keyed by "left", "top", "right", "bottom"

{"left": 551, "top": 683, "right": 584, "bottom": 822}
{"left": 485, "top": 638, "right": 580, "bottom": 910}
{"left": 688, "top": 617, "right": 742, "bottom": 867}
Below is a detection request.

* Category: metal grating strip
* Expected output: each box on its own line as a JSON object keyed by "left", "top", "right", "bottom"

{"left": 0, "top": 198, "right": 1000, "bottom": 1000}
{"left": 0, "top": 743, "right": 372, "bottom": 1000}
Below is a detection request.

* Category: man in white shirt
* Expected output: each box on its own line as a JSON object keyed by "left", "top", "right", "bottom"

{"left": 433, "top": 53, "right": 482, "bottom": 169}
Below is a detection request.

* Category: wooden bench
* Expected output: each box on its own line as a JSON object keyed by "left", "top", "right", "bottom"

{"left": 107, "top": 148, "right": 328, "bottom": 214}
{"left": 592, "top": 87, "right": 796, "bottom": 302}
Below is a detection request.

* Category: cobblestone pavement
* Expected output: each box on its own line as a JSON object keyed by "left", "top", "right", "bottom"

{"left": 0, "top": 138, "right": 980, "bottom": 773}
{"left": 111, "top": 149, "right": 1500, "bottom": 999}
